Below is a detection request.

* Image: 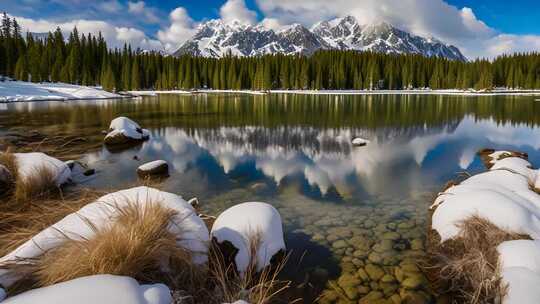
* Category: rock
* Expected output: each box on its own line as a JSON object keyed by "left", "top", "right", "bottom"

{"left": 249, "top": 182, "right": 268, "bottom": 193}
{"left": 357, "top": 268, "right": 370, "bottom": 281}
{"left": 401, "top": 275, "right": 424, "bottom": 290}
{"left": 0, "top": 164, "right": 13, "bottom": 195}
{"left": 400, "top": 290, "right": 429, "bottom": 304}
{"left": 104, "top": 117, "right": 149, "bottom": 146}
{"left": 358, "top": 285, "right": 370, "bottom": 295}
{"left": 410, "top": 239, "right": 424, "bottom": 250}
{"left": 381, "top": 274, "right": 396, "bottom": 283}
{"left": 359, "top": 291, "right": 383, "bottom": 304}
{"left": 364, "top": 219, "right": 376, "bottom": 228}
{"left": 352, "top": 137, "right": 370, "bottom": 147}
{"left": 397, "top": 221, "right": 416, "bottom": 230}
{"left": 373, "top": 240, "right": 394, "bottom": 253}
{"left": 332, "top": 240, "right": 348, "bottom": 249}
{"left": 337, "top": 274, "right": 361, "bottom": 300}
{"left": 137, "top": 160, "right": 169, "bottom": 178}
{"left": 368, "top": 252, "right": 383, "bottom": 264}
{"left": 365, "top": 264, "right": 385, "bottom": 281}
{"left": 65, "top": 160, "right": 95, "bottom": 182}
{"left": 382, "top": 231, "right": 401, "bottom": 241}
{"left": 390, "top": 294, "right": 402, "bottom": 304}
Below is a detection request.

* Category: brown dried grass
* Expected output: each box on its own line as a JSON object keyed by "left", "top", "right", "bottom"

{"left": 426, "top": 215, "right": 528, "bottom": 303}
{"left": 2, "top": 201, "right": 205, "bottom": 296}
{"left": 477, "top": 148, "right": 529, "bottom": 169}
{"left": 208, "top": 231, "right": 290, "bottom": 304}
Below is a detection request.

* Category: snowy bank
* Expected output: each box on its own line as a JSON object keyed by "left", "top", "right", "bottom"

{"left": 0, "top": 80, "right": 122, "bottom": 102}
{"left": 430, "top": 150, "right": 540, "bottom": 303}
{"left": 0, "top": 186, "right": 209, "bottom": 288}
{"left": 211, "top": 202, "right": 285, "bottom": 274}
{"left": 1, "top": 274, "right": 171, "bottom": 304}
{"left": 14, "top": 152, "right": 71, "bottom": 186}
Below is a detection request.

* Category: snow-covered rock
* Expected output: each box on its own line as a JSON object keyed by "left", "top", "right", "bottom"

{"left": 64, "top": 160, "right": 95, "bottom": 183}
{"left": 0, "top": 80, "right": 121, "bottom": 103}
{"left": 13, "top": 152, "right": 71, "bottom": 186}
{"left": 0, "top": 186, "right": 209, "bottom": 288}
{"left": 1, "top": 274, "right": 172, "bottom": 304}
{"left": 351, "top": 137, "right": 369, "bottom": 147}
{"left": 104, "top": 117, "right": 150, "bottom": 146}
{"left": 137, "top": 160, "right": 169, "bottom": 177}
{"left": 211, "top": 202, "right": 285, "bottom": 274}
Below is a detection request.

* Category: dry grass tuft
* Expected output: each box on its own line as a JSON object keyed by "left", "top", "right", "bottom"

{"left": 208, "top": 232, "right": 290, "bottom": 304}
{"left": 477, "top": 148, "right": 529, "bottom": 169}
{"left": 2, "top": 201, "right": 205, "bottom": 296}
{"left": 426, "top": 215, "right": 527, "bottom": 303}
{"left": 0, "top": 150, "right": 61, "bottom": 209}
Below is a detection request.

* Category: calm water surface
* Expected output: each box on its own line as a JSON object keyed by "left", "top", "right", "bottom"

{"left": 2, "top": 94, "right": 540, "bottom": 303}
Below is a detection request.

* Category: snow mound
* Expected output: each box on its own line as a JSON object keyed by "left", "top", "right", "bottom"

{"left": 105, "top": 117, "right": 150, "bottom": 145}
{"left": 432, "top": 151, "right": 540, "bottom": 304}
{"left": 498, "top": 240, "right": 540, "bottom": 304}
{"left": 14, "top": 152, "right": 71, "bottom": 186}
{"left": 0, "top": 80, "right": 121, "bottom": 102}
{"left": 431, "top": 153, "right": 540, "bottom": 241}
{"left": 0, "top": 186, "right": 209, "bottom": 288}
{"left": 211, "top": 202, "right": 285, "bottom": 274}
{"left": 1, "top": 274, "right": 171, "bottom": 304}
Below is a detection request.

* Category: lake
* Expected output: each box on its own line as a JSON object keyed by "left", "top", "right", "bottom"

{"left": 2, "top": 93, "right": 540, "bottom": 303}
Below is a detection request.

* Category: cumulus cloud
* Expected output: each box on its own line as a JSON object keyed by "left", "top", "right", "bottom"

{"left": 11, "top": 14, "right": 163, "bottom": 51}
{"left": 219, "top": 0, "right": 258, "bottom": 25}
{"left": 127, "top": 1, "right": 159, "bottom": 23}
{"left": 98, "top": 0, "right": 123, "bottom": 14}
{"left": 157, "top": 7, "right": 197, "bottom": 52}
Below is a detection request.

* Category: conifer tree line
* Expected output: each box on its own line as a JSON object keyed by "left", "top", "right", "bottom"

{"left": 1, "top": 13, "right": 539, "bottom": 91}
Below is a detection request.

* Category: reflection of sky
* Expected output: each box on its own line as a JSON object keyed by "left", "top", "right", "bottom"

{"left": 82, "top": 116, "right": 540, "bottom": 202}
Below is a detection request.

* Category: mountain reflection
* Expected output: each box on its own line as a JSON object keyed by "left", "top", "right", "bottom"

{"left": 3, "top": 93, "right": 540, "bottom": 201}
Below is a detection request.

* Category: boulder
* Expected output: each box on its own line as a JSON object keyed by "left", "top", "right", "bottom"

{"left": 211, "top": 202, "right": 286, "bottom": 274}
{"left": 104, "top": 117, "right": 149, "bottom": 146}
{"left": 352, "top": 137, "right": 370, "bottom": 147}
{"left": 137, "top": 160, "right": 169, "bottom": 178}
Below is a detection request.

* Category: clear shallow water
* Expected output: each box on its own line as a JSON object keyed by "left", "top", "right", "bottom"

{"left": 2, "top": 94, "right": 540, "bottom": 303}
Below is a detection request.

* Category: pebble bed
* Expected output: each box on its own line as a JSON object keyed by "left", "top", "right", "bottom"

{"left": 202, "top": 184, "right": 435, "bottom": 304}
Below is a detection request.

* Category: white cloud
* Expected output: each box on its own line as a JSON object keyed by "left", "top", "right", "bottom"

{"left": 157, "top": 7, "right": 197, "bottom": 53}
{"left": 260, "top": 17, "right": 286, "bottom": 31}
{"left": 127, "top": 1, "right": 159, "bottom": 23}
{"left": 11, "top": 14, "right": 163, "bottom": 51}
{"left": 99, "top": 0, "right": 123, "bottom": 13}
{"left": 219, "top": 0, "right": 257, "bottom": 25}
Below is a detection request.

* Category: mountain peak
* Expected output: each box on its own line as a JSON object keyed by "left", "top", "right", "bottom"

{"left": 174, "top": 17, "right": 467, "bottom": 61}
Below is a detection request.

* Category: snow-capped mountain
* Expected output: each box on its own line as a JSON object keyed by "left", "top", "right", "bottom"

{"left": 174, "top": 16, "right": 467, "bottom": 61}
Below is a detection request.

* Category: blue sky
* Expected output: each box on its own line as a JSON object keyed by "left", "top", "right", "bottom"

{"left": 2, "top": 0, "right": 540, "bottom": 58}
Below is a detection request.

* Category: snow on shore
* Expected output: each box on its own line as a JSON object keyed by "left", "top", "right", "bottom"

{"left": 431, "top": 151, "right": 540, "bottom": 303}
{"left": 0, "top": 80, "right": 122, "bottom": 102}
{"left": 2, "top": 274, "right": 172, "bottom": 304}
{"left": 0, "top": 186, "right": 209, "bottom": 288}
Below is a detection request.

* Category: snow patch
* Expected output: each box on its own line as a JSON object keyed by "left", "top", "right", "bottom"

{"left": 1, "top": 274, "right": 171, "bottom": 304}
{"left": 0, "top": 80, "right": 121, "bottom": 103}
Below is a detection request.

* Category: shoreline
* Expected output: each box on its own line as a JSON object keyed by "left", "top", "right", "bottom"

{"left": 129, "top": 89, "right": 540, "bottom": 97}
